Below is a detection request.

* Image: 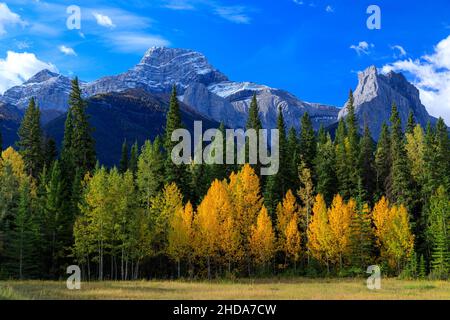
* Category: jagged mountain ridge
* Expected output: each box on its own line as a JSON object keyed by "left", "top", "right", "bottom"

{"left": 338, "top": 65, "right": 438, "bottom": 140}
{"left": 0, "top": 47, "right": 339, "bottom": 129}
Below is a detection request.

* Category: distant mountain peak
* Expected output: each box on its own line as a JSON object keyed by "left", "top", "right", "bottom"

{"left": 339, "top": 65, "right": 435, "bottom": 139}
{"left": 24, "top": 69, "right": 61, "bottom": 84}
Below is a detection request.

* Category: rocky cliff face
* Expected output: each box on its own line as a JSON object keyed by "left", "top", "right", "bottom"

{"left": 205, "top": 81, "right": 339, "bottom": 130}
{"left": 84, "top": 47, "right": 229, "bottom": 95}
{"left": 338, "top": 66, "right": 437, "bottom": 139}
{"left": 0, "top": 47, "right": 339, "bottom": 130}
{"left": 0, "top": 69, "right": 77, "bottom": 123}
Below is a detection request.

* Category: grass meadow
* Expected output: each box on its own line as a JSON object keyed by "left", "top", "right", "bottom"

{"left": 0, "top": 278, "right": 449, "bottom": 300}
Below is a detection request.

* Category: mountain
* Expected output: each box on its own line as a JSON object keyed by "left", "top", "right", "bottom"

{"left": 0, "top": 102, "right": 22, "bottom": 149}
{"left": 0, "top": 69, "right": 76, "bottom": 123}
{"left": 338, "top": 65, "right": 437, "bottom": 140}
{"left": 44, "top": 89, "right": 221, "bottom": 166}
{"left": 1, "top": 47, "right": 339, "bottom": 130}
{"left": 84, "top": 47, "right": 229, "bottom": 95}
{"left": 203, "top": 81, "right": 338, "bottom": 130}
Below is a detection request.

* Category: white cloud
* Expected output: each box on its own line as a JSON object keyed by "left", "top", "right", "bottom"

{"left": 163, "top": 0, "right": 195, "bottom": 10}
{"left": 293, "top": 0, "right": 304, "bottom": 5}
{"left": 391, "top": 45, "right": 407, "bottom": 57}
{"left": 58, "top": 45, "right": 77, "bottom": 56}
{"left": 350, "top": 41, "right": 374, "bottom": 55}
{"left": 214, "top": 6, "right": 250, "bottom": 24}
{"left": 0, "top": 3, "right": 24, "bottom": 35}
{"left": 105, "top": 32, "right": 170, "bottom": 53}
{"left": 93, "top": 12, "right": 115, "bottom": 28}
{"left": 325, "top": 5, "right": 334, "bottom": 13}
{"left": 0, "top": 51, "right": 57, "bottom": 94}
{"left": 382, "top": 35, "right": 450, "bottom": 124}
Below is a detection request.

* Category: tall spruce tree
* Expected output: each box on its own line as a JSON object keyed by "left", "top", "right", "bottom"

{"left": 264, "top": 107, "right": 288, "bottom": 215}
{"left": 359, "top": 123, "right": 376, "bottom": 203}
{"left": 345, "top": 90, "right": 360, "bottom": 198}
{"left": 299, "top": 112, "right": 316, "bottom": 172}
{"left": 286, "top": 127, "right": 300, "bottom": 194}
{"left": 129, "top": 141, "right": 139, "bottom": 175}
{"left": 387, "top": 103, "right": 413, "bottom": 211}
{"left": 164, "top": 86, "right": 187, "bottom": 191}
{"left": 43, "top": 138, "right": 57, "bottom": 170}
{"left": 17, "top": 98, "right": 44, "bottom": 178}
{"left": 427, "top": 186, "right": 450, "bottom": 278}
{"left": 119, "top": 140, "right": 129, "bottom": 173}
{"left": 406, "top": 111, "right": 416, "bottom": 135}
{"left": 245, "top": 94, "right": 263, "bottom": 173}
{"left": 375, "top": 123, "right": 391, "bottom": 200}
{"left": 314, "top": 132, "right": 337, "bottom": 205}
{"left": 335, "top": 119, "right": 351, "bottom": 199}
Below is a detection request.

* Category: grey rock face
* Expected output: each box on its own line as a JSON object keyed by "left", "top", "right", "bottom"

{"left": 339, "top": 65, "right": 436, "bottom": 140}
{"left": 206, "top": 81, "right": 339, "bottom": 130}
{"left": 84, "top": 47, "right": 229, "bottom": 96}
{"left": 0, "top": 69, "right": 74, "bottom": 123}
{"left": 2, "top": 47, "right": 341, "bottom": 130}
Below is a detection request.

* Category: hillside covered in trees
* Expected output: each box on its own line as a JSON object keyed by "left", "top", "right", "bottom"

{"left": 0, "top": 78, "right": 449, "bottom": 281}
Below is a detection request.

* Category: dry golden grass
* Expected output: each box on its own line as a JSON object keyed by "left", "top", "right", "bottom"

{"left": 1, "top": 278, "right": 449, "bottom": 300}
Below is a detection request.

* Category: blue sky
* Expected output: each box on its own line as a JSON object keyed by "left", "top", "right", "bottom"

{"left": 1, "top": 0, "right": 450, "bottom": 122}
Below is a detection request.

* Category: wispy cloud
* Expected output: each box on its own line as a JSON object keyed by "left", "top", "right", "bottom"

{"left": 163, "top": 0, "right": 195, "bottom": 10}
{"left": 391, "top": 45, "right": 407, "bottom": 58}
{"left": 0, "top": 2, "right": 25, "bottom": 35}
{"left": 104, "top": 32, "right": 170, "bottom": 54}
{"left": 163, "top": 0, "right": 252, "bottom": 24}
{"left": 0, "top": 50, "right": 57, "bottom": 93}
{"left": 93, "top": 12, "right": 116, "bottom": 28}
{"left": 383, "top": 35, "right": 450, "bottom": 124}
{"left": 59, "top": 45, "right": 76, "bottom": 56}
{"left": 325, "top": 5, "right": 334, "bottom": 13}
{"left": 350, "top": 41, "right": 374, "bottom": 55}
{"left": 214, "top": 6, "right": 250, "bottom": 24}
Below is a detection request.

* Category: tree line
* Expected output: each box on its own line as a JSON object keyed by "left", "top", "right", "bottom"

{"left": 0, "top": 79, "right": 448, "bottom": 280}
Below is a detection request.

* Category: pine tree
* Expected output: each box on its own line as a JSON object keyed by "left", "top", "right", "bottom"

{"left": 264, "top": 107, "right": 288, "bottom": 215}
{"left": 314, "top": 133, "right": 336, "bottom": 204}
{"left": 419, "top": 255, "right": 427, "bottom": 279}
{"left": 17, "top": 98, "right": 44, "bottom": 178}
{"left": 286, "top": 127, "right": 300, "bottom": 194}
{"left": 427, "top": 186, "right": 449, "bottom": 278}
{"left": 67, "top": 77, "right": 96, "bottom": 175}
{"left": 387, "top": 103, "right": 413, "bottom": 211}
{"left": 359, "top": 124, "right": 376, "bottom": 203}
{"left": 406, "top": 111, "right": 416, "bottom": 135}
{"left": 299, "top": 112, "right": 316, "bottom": 172}
{"left": 5, "top": 180, "right": 38, "bottom": 279}
{"left": 335, "top": 119, "right": 351, "bottom": 199}
{"left": 350, "top": 183, "right": 374, "bottom": 269}
{"left": 129, "top": 141, "right": 139, "bottom": 175}
{"left": 43, "top": 138, "right": 57, "bottom": 170}
{"left": 164, "top": 86, "right": 187, "bottom": 191}
{"left": 119, "top": 140, "right": 129, "bottom": 173}
{"left": 345, "top": 89, "right": 360, "bottom": 197}
{"left": 41, "top": 161, "right": 65, "bottom": 277}
{"left": 245, "top": 94, "right": 262, "bottom": 172}
{"left": 375, "top": 123, "right": 390, "bottom": 200}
